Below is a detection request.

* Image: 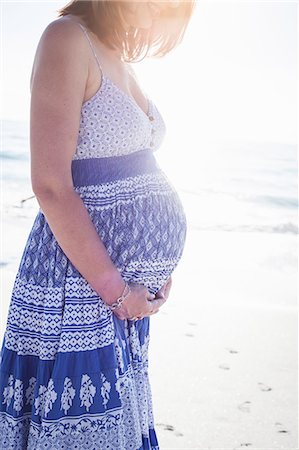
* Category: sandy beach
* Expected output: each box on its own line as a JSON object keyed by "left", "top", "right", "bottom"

{"left": 1, "top": 192, "right": 297, "bottom": 450}
{"left": 149, "top": 227, "right": 297, "bottom": 450}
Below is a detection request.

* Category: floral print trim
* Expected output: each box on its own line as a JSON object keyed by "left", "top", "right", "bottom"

{"left": 25, "top": 377, "right": 36, "bottom": 406}
{"left": 1, "top": 360, "right": 159, "bottom": 449}
{"left": 2, "top": 373, "right": 113, "bottom": 416}
{"left": 79, "top": 374, "right": 96, "bottom": 412}
{"left": 61, "top": 377, "right": 76, "bottom": 414}
{"left": 2, "top": 374, "right": 14, "bottom": 408}
{"left": 100, "top": 372, "right": 111, "bottom": 408}
{"left": 13, "top": 379, "right": 23, "bottom": 412}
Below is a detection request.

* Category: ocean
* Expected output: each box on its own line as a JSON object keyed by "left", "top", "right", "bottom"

{"left": 1, "top": 118, "right": 297, "bottom": 237}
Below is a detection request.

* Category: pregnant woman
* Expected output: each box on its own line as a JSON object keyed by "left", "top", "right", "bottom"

{"left": 0, "top": 1, "right": 195, "bottom": 448}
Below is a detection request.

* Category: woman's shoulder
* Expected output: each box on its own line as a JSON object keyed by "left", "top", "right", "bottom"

{"left": 33, "top": 15, "right": 90, "bottom": 64}
{"left": 39, "top": 16, "right": 87, "bottom": 46}
{"left": 30, "top": 17, "right": 89, "bottom": 81}
{"left": 30, "top": 17, "right": 90, "bottom": 96}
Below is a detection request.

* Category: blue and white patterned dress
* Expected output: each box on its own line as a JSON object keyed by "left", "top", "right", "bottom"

{"left": 0, "top": 21, "right": 187, "bottom": 450}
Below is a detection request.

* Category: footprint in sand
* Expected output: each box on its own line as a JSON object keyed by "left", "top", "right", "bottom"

{"left": 258, "top": 382, "right": 272, "bottom": 392}
{"left": 237, "top": 401, "right": 251, "bottom": 412}
{"left": 219, "top": 364, "right": 230, "bottom": 370}
{"left": 0, "top": 261, "right": 8, "bottom": 267}
{"left": 225, "top": 347, "right": 239, "bottom": 354}
{"left": 174, "top": 431, "right": 184, "bottom": 437}
{"left": 275, "top": 422, "right": 289, "bottom": 434}
{"left": 156, "top": 423, "right": 184, "bottom": 437}
{"left": 232, "top": 445, "right": 253, "bottom": 449}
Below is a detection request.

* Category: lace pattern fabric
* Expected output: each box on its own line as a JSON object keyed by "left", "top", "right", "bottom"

{"left": 74, "top": 73, "right": 167, "bottom": 160}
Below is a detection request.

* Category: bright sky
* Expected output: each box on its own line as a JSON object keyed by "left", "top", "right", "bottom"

{"left": 0, "top": 0, "right": 297, "bottom": 149}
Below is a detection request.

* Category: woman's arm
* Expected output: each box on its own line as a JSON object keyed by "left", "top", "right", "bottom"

{"left": 30, "top": 19, "right": 124, "bottom": 305}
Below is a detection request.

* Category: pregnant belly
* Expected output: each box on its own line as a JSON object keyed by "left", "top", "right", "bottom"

{"left": 72, "top": 149, "right": 187, "bottom": 293}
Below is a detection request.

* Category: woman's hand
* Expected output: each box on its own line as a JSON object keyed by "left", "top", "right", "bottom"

{"left": 111, "top": 281, "right": 165, "bottom": 321}
{"left": 111, "top": 277, "right": 173, "bottom": 321}
{"left": 155, "top": 275, "right": 172, "bottom": 302}
{"left": 138, "top": 276, "right": 173, "bottom": 320}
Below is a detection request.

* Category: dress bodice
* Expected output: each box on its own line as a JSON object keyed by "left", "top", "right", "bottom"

{"left": 68, "top": 20, "right": 167, "bottom": 160}
{"left": 72, "top": 72, "right": 167, "bottom": 160}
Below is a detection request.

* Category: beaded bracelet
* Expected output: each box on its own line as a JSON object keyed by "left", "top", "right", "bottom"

{"left": 105, "top": 281, "right": 131, "bottom": 311}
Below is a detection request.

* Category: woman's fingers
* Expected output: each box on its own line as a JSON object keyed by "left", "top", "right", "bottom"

{"left": 149, "top": 297, "right": 165, "bottom": 311}
{"left": 155, "top": 276, "right": 172, "bottom": 301}
{"left": 163, "top": 277, "right": 172, "bottom": 299}
{"left": 154, "top": 290, "right": 165, "bottom": 300}
{"left": 122, "top": 283, "right": 171, "bottom": 321}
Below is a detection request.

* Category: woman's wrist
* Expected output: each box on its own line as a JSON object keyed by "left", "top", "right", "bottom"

{"left": 94, "top": 269, "right": 127, "bottom": 306}
{"left": 104, "top": 281, "right": 131, "bottom": 311}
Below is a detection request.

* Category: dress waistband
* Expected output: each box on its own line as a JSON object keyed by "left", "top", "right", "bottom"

{"left": 71, "top": 148, "right": 159, "bottom": 187}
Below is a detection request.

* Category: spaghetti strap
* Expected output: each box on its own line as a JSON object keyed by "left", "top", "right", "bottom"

{"left": 76, "top": 22, "right": 103, "bottom": 77}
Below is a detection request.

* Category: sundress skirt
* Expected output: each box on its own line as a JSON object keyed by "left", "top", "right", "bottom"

{"left": 0, "top": 147, "right": 187, "bottom": 449}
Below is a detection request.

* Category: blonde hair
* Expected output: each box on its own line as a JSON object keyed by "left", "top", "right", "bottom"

{"left": 56, "top": 1, "right": 196, "bottom": 62}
